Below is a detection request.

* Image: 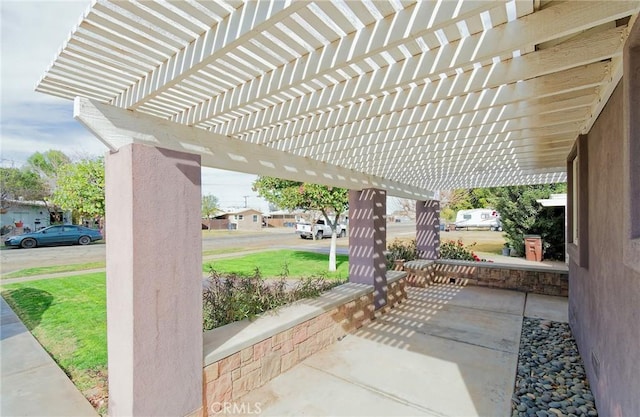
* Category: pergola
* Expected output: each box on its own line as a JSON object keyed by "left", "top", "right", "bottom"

{"left": 35, "top": 1, "right": 640, "bottom": 416}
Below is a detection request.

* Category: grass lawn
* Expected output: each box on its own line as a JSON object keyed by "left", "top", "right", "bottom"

{"left": 1, "top": 247, "right": 270, "bottom": 279}
{"left": 440, "top": 230, "right": 507, "bottom": 255}
{"left": 470, "top": 241, "right": 505, "bottom": 254}
{"left": 1, "top": 249, "right": 347, "bottom": 411}
{"left": 2, "top": 262, "right": 106, "bottom": 279}
{"left": 203, "top": 250, "right": 349, "bottom": 279}
{"left": 1, "top": 272, "right": 108, "bottom": 407}
{"left": 202, "top": 247, "right": 247, "bottom": 257}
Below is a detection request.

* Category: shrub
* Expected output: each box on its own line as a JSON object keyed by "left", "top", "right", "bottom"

{"left": 440, "top": 239, "right": 482, "bottom": 261}
{"left": 492, "top": 184, "right": 566, "bottom": 260}
{"left": 290, "top": 276, "right": 342, "bottom": 300}
{"left": 385, "top": 238, "right": 418, "bottom": 269}
{"left": 202, "top": 265, "right": 344, "bottom": 331}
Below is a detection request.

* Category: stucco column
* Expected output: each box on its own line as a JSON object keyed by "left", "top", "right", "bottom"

{"left": 416, "top": 200, "right": 440, "bottom": 259}
{"left": 348, "top": 188, "right": 387, "bottom": 309}
{"left": 105, "top": 144, "right": 202, "bottom": 417}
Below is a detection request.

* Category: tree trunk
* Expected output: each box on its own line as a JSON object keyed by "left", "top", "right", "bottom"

{"left": 321, "top": 210, "right": 339, "bottom": 271}
{"left": 100, "top": 217, "right": 106, "bottom": 240}
{"left": 329, "top": 230, "right": 337, "bottom": 272}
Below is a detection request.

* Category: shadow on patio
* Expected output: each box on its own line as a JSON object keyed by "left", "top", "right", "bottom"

{"left": 231, "top": 283, "right": 539, "bottom": 417}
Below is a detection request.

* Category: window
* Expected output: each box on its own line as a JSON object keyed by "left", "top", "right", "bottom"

{"left": 237, "top": 215, "right": 244, "bottom": 221}
{"left": 463, "top": 214, "right": 472, "bottom": 220}
{"left": 252, "top": 215, "right": 258, "bottom": 222}
{"left": 567, "top": 135, "right": 588, "bottom": 268}
{"left": 571, "top": 153, "right": 579, "bottom": 246}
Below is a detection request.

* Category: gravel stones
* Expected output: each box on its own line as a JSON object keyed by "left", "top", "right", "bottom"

{"left": 512, "top": 318, "right": 598, "bottom": 417}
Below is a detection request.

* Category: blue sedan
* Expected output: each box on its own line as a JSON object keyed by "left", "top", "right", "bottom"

{"left": 4, "top": 225, "right": 103, "bottom": 249}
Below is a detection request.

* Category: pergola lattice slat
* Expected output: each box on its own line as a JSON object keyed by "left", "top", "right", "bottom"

{"left": 220, "top": 24, "right": 625, "bottom": 142}
{"left": 176, "top": 0, "right": 506, "bottom": 126}
{"left": 36, "top": 0, "right": 640, "bottom": 193}
{"left": 112, "top": 0, "right": 310, "bottom": 110}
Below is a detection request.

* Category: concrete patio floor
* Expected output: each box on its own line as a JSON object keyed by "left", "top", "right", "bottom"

{"left": 233, "top": 284, "right": 568, "bottom": 417}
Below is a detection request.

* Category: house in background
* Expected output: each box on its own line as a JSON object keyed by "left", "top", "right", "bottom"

{"left": 0, "top": 200, "right": 68, "bottom": 235}
{"left": 203, "top": 208, "right": 263, "bottom": 231}
{"left": 263, "top": 210, "right": 302, "bottom": 228}
{"left": 227, "top": 209, "right": 262, "bottom": 231}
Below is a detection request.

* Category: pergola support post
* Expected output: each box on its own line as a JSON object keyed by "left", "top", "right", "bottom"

{"left": 416, "top": 200, "right": 440, "bottom": 260}
{"left": 105, "top": 144, "right": 203, "bottom": 417}
{"left": 348, "top": 188, "right": 387, "bottom": 309}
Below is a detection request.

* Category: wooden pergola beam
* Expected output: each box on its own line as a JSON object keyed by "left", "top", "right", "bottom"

{"left": 73, "top": 97, "right": 434, "bottom": 200}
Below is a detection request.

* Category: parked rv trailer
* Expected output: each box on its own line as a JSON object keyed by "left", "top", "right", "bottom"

{"left": 454, "top": 209, "right": 502, "bottom": 231}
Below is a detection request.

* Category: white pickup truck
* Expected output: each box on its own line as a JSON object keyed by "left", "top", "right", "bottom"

{"left": 295, "top": 219, "right": 347, "bottom": 239}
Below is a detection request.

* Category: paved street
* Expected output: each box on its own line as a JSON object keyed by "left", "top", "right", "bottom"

{"left": 0, "top": 223, "right": 418, "bottom": 275}
{"left": 1, "top": 242, "right": 105, "bottom": 275}
{"left": 2, "top": 224, "right": 562, "bottom": 279}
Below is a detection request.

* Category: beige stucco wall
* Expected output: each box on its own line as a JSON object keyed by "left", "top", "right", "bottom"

{"left": 568, "top": 82, "right": 640, "bottom": 417}
{"left": 235, "top": 211, "right": 262, "bottom": 231}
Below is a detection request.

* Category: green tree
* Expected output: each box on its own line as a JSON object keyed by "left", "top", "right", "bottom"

{"left": 469, "top": 188, "right": 496, "bottom": 209}
{"left": 25, "top": 150, "right": 71, "bottom": 222}
{"left": 492, "top": 184, "right": 567, "bottom": 260}
{"left": 202, "top": 194, "right": 220, "bottom": 230}
{"left": 52, "top": 158, "right": 105, "bottom": 222}
{"left": 440, "top": 188, "right": 501, "bottom": 222}
{"left": 0, "top": 167, "right": 47, "bottom": 208}
{"left": 253, "top": 177, "right": 348, "bottom": 271}
{"left": 25, "top": 150, "right": 70, "bottom": 188}
{"left": 440, "top": 189, "right": 473, "bottom": 222}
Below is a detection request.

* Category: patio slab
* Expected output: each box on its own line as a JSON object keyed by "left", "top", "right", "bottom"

{"left": 523, "top": 293, "right": 569, "bottom": 323}
{"left": 234, "top": 284, "right": 527, "bottom": 417}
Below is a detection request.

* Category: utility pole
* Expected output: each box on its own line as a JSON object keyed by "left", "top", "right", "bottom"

{"left": 243, "top": 195, "right": 249, "bottom": 208}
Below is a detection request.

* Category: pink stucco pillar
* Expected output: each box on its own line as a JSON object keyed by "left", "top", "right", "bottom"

{"left": 348, "top": 188, "right": 387, "bottom": 309}
{"left": 105, "top": 144, "right": 202, "bottom": 417}
{"left": 416, "top": 200, "right": 440, "bottom": 259}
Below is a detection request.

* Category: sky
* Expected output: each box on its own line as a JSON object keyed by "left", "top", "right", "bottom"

{"left": 0, "top": 0, "right": 269, "bottom": 212}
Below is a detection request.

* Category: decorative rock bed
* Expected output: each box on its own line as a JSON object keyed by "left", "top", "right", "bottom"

{"left": 512, "top": 318, "right": 598, "bottom": 417}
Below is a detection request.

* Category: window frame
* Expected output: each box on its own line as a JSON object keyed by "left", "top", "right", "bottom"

{"left": 567, "top": 135, "right": 589, "bottom": 269}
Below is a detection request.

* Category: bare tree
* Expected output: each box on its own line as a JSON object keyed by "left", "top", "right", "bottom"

{"left": 391, "top": 197, "right": 416, "bottom": 220}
